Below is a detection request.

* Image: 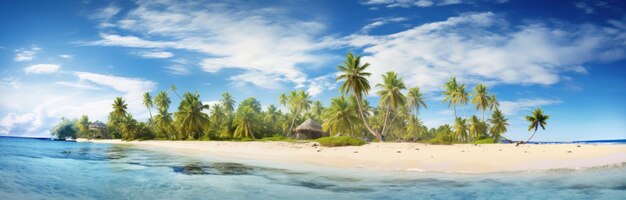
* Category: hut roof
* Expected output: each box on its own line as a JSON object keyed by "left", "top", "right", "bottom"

{"left": 295, "top": 119, "right": 322, "bottom": 132}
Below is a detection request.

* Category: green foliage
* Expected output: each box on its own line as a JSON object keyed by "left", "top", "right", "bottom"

{"left": 315, "top": 136, "right": 366, "bottom": 147}
{"left": 50, "top": 117, "right": 77, "bottom": 140}
{"left": 322, "top": 96, "right": 359, "bottom": 136}
{"left": 471, "top": 138, "right": 496, "bottom": 144}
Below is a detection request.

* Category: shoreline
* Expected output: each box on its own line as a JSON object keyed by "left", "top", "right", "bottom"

{"left": 78, "top": 139, "right": 626, "bottom": 173}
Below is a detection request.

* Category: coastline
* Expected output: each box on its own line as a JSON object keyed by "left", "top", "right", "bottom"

{"left": 78, "top": 139, "right": 626, "bottom": 173}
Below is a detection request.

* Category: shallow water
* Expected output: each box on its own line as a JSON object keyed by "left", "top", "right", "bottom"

{"left": 1, "top": 137, "right": 625, "bottom": 199}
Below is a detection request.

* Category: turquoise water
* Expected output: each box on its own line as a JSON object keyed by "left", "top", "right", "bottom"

{"left": 1, "top": 137, "right": 625, "bottom": 199}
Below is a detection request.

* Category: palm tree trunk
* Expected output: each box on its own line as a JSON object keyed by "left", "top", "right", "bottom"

{"left": 462, "top": 104, "right": 467, "bottom": 119}
{"left": 453, "top": 104, "right": 457, "bottom": 118}
{"left": 355, "top": 95, "right": 382, "bottom": 142}
{"left": 287, "top": 108, "right": 301, "bottom": 137}
{"left": 381, "top": 106, "right": 390, "bottom": 138}
{"left": 526, "top": 128, "right": 538, "bottom": 143}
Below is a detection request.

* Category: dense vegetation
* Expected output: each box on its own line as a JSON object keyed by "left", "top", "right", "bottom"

{"left": 51, "top": 52, "right": 549, "bottom": 144}
{"left": 315, "top": 136, "right": 366, "bottom": 147}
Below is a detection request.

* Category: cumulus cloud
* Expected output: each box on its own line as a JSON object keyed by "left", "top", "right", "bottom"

{"left": 306, "top": 73, "right": 338, "bottom": 97}
{"left": 86, "top": 0, "right": 334, "bottom": 90}
{"left": 360, "top": 17, "right": 407, "bottom": 33}
{"left": 164, "top": 65, "right": 189, "bottom": 75}
{"left": 24, "top": 64, "right": 60, "bottom": 74}
{"left": 58, "top": 54, "right": 73, "bottom": 59}
{"left": 499, "top": 98, "right": 561, "bottom": 116}
{"left": 14, "top": 47, "right": 41, "bottom": 61}
{"left": 0, "top": 77, "right": 21, "bottom": 88}
{"left": 345, "top": 12, "right": 626, "bottom": 93}
{"left": 362, "top": 0, "right": 506, "bottom": 8}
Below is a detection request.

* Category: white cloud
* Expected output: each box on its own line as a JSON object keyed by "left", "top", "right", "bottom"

{"left": 306, "top": 73, "right": 338, "bottom": 97}
{"left": 135, "top": 51, "right": 174, "bottom": 58}
{"left": 0, "top": 77, "right": 22, "bottom": 88}
{"left": 164, "top": 65, "right": 189, "bottom": 75}
{"left": 0, "top": 71, "right": 157, "bottom": 137}
{"left": 58, "top": 54, "right": 74, "bottom": 59}
{"left": 24, "top": 64, "right": 60, "bottom": 74}
{"left": 345, "top": 12, "right": 626, "bottom": 93}
{"left": 14, "top": 47, "right": 41, "bottom": 62}
{"left": 360, "top": 17, "right": 407, "bottom": 33}
{"left": 86, "top": 0, "right": 333, "bottom": 90}
{"left": 362, "top": 0, "right": 506, "bottom": 8}
{"left": 499, "top": 98, "right": 561, "bottom": 116}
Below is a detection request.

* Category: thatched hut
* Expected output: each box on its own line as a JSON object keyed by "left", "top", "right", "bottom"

{"left": 295, "top": 119, "right": 324, "bottom": 140}
{"left": 88, "top": 120, "right": 108, "bottom": 139}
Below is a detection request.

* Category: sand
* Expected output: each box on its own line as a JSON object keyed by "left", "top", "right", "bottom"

{"left": 78, "top": 139, "right": 626, "bottom": 173}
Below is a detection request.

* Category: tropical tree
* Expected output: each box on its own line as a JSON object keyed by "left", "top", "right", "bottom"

{"left": 457, "top": 84, "right": 469, "bottom": 118}
{"left": 407, "top": 87, "right": 427, "bottom": 117}
{"left": 233, "top": 107, "right": 259, "bottom": 139}
{"left": 471, "top": 83, "right": 489, "bottom": 121}
{"left": 221, "top": 92, "right": 236, "bottom": 113}
{"left": 154, "top": 91, "right": 171, "bottom": 112}
{"left": 278, "top": 93, "right": 287, "bottom": 108}
{"left": 336, "top": 52, "right": 382, "bottom": 141}
{"left": 489, "top": 94, "right": 500, "bottom": 111}
{"left": 119, "top": 114, "right": 138, "bottom": 140}
{"left": 524, "top": 108, "right": 550, "bottom": 143}
{"left": 405, "top": 115, "right": 425, "bottom": 140}
{"left": 76, "top": 115, "right": 91, "bottom": 138}
{"left": 453, "top": 117, "right": 469, "bottom": 143}
{"left": 376, "top": 71, "right": 406, "bottom": 137}
{"left": 154, "top": 109, "right": 174, "bottom": 139}
{"left": 443, "top": 77, "right": 459, "bottom": 118}
{"left": 209, "top": 104, "right": 226, "bottom": 129}
{"left": 143, "top": 92, "right": 154, "bottom": 126}
{"left": 111, "top": 97, "right": 128, "bottom": 120}
{"left": 285, "top": 90, "right": 312, "bottom": 136}
{"left": 310, "top": 100, "right": 324, "bottom": 122}
{"left": 322, "top": 96, "right": 359, "bottom": 136}
{"left": 438, "top": 124, "right": 453, "bottom": 143}
{"left": 263, "top": 105, "right": 280, "bottom": 134}
{"left": 488, "top": 109, "right": 508, "bottom": 142}
{"left": 174, "top": 92, "right": 210, "bottom": 139}
{"left": 170, "top": 84, "right": 182, "bottom": 100}
{"left": 468, "top": 115, "right": 485, "bottom": 141}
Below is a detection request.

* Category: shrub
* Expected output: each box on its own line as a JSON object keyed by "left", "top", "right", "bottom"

{"left": 471, "top": 138, "right": 496, "bottom": 144}
{"left": 427, "top": 136, "right": 453, "bottom": 145}
{"left": 315, "top": 136, "right": 366, "bottom": 147}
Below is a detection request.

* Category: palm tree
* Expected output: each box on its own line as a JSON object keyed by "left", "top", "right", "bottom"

{"left": 233, "top": 107, "right": 259, "bottom": 139}
{"left": 286, "top": 90, "right": 312, "bottom": 136}
{"left": 439, "top": 124, "right": 454, "bottom": 143}
{"left": 489, "top": 94, "right": 500, "bottom": 111}
{"left": 278, "top": 93, "right": 287, "bottom": 108}
{"left": 471, "top": 83, "right": 489, "bottom": 121}
{"left": 120, "top": 114, "right": 138, "bottom": 140}
{"left": 322, "top": 96, "right": 359, "bottom": 136}
{"left": 405, "top": 115, "right": 424, "bottom": 140}
{"left": 468, "top": 115, "right": 484, "bottom": 141}
{"left": 311, "top": 100, "right": 324, "bottom": 122}
{"left": 443, "top": 77, "right": 459, "bottom": 118}
{"left": 76, "top": 115, "right": 91, "bottom": 138}
{"left": 457, "top": 84, "right": 469, "bottom": 118}
{"left": 524, "top": 108, "right": 550, "bottom": 143}
{"left": 112, "top": 97, "right": 128, "bottom": 120}
{"left": 221, "top": 92, "right": 236, "bottom": 113}
{"left": 376, "top": 71, "right": 406, "bottom": 137}
{"left": 154, "top": 109, "right": 174, "bottom": 139}
{"left": 453, "top": 117, "right": 468, "bottom": 143}
{"left": 336, "top": 52, "right": 381, "bottom": 141}
{"left": 174, "top": 92, "right": 210, "bottom": 139}
{"left": 154, "top": 91, "right": 171, "bottom": 112}
{"left": 488, "top": 109, "right": 508, "bottom": 142}
{"left": 143, "top": 92, "right": 154, "bottom": 126}
{"left": 170, "top": 84, "right": 182, "bottom": 100}
{"left": 407, "top": 87, "right": 427, "bottom": 117}
{"left": 264, "top": 105, "right": 280, "bottom": 134}
{"left": 209, "top": 104, "right": 226, "bottom": 130}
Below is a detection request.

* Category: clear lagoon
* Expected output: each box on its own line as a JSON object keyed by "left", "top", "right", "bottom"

{"left": 1, "top": 136, "right": 625, "bottom": 200}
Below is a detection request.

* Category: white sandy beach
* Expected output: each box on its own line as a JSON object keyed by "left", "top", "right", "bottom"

{"left": 79, "top": 139, "right": 626, "bottom": 173}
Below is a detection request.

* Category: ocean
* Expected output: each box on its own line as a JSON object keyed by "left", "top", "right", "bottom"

{"left": 1, "top": 136, "right": 625, "bottom": 199}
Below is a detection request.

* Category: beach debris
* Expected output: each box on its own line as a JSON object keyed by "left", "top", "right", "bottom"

{"left": 61, "top": 150, "right": 71, "bottom": 154}
{"left": 396, "top": 151, "right": 402, "bottom": 153}
{"left": 312, "top": 143, "right": 318, "bottom": 147}
{"left": 577, "top": 145, "right": 581, "bottom": 147}
{"left": 524, "top": 151, "right": 527, "bottom": 153}
{"left": 353, "top": 151, "right": 359, "bottom": 153}
{"left": 317, "top": 149, "right": 322, "bottom": 152}
{"left": 415, "top": 148, "right": 419, "bottom": 150}
{"left": 498, "top": 149, "right": 502, "bottom": 151}
{"left": 461, "top": 150, "right": 465, "bottom": 152}
{"left": 567, "top": 151, "right": 572, "bottom": 153}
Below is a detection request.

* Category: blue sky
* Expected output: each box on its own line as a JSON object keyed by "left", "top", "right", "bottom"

{"left": 0, "top": 0, "right": 625, "bottom": 141}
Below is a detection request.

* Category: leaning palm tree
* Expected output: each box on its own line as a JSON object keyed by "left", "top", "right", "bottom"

{"left": 336, "top": 52, "right": 382, "bottom": 141}
{"left": 221, "top": 92, "right": 236, "bottom": 113}
{"left": 142, "top": 92, "right": 154, "bottom": 126}
{"left": 407, "top": 87, "right": 427, "bottom": 118}
{"left": 154, "top": 91, "right": 171, "bottom": 112}
{"left": 174, "top": 92, "right": 210, "bottom": 139}
{"left": 488, "top": 109, "right": 508, "bottom": 142}
{"left": 471, "top": 83, "right": 489, "bottom": 121}
{"left": 443, "top": 77, "right": 459, "bottom": 118}
{"left": 376, "top": 71, "right": 406, "bottom": 137}
{"left": 233, "top": 106, "right": 259, "bottom": 139}
{"left": 286, "top": 90, "right": 312, "bottom": 136}
{"left": 170, "top": 84, "right": 182, "bottom": 100}
{"left": 322, "top": 96, "right": 359, "bottom": 136}
{"left": 524, "top": 108, "right": 550, "bottom": 143}
{"left": 453, "top": 117, "right": 469, "bottom": 143}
